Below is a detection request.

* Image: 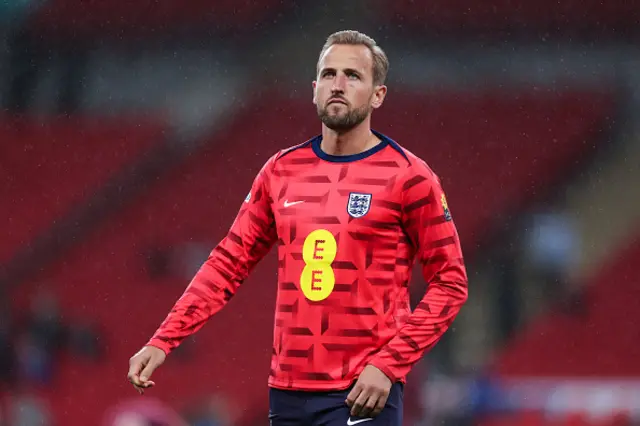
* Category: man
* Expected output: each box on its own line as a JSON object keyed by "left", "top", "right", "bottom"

{"left": 128, "top": 30, "right": 468, "bottom": 426}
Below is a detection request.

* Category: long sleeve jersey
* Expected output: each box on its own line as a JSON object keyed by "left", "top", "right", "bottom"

{"left": 147, "top": 130, "right": 468, "bottom": 391}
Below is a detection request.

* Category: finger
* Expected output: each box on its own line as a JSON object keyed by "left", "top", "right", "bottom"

{"left": 371, "top": 391, "right": 389, "bottom": 417}
{"left": 134, "top": 384, "right": 143, "bottom": 395}
{"left": 133, "top": 377, "right": 155, "bottom": 389}
{"left": 345, "top": 383, "right": 362, "bottom": 408}
{"left": 128, "top": 355, "right": 147, "bottom": 384}
{"left": 351, "top": 388, "right": 371, "bottom": 417}
{"left": 139, "top": 361, "right": 158, "bottom": 385}
{"left": 360, "top": 392, "right": 379, "bottom": 418}
{"left": 128, "top": 373, "right": 143, "bottom": 387}
{"left": 132, "top": 378, "right": 156, "bottom": 391}
{"left": 135, "top": 380, "right": 155, "bottom": 389}
{"left": 127, "top": 364, "right": 142, "bottom": 384}
{"left": 128, "top": 373, "right": 155, "bottom": 388}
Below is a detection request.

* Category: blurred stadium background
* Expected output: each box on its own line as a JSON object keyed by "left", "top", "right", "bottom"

{"left": 1, "top": 1, "right": 639, "bottom": 425}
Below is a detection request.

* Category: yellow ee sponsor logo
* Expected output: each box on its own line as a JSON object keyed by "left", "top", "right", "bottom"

{"left": 300, "top": 229, "right": 337, "bottom": 301}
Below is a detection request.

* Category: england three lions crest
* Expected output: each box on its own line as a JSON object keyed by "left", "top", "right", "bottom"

{"left": 347, "top": 192, "right": 372, "bottom": 218}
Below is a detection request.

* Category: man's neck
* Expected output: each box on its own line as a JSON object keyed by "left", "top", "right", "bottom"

{"left": 320, "top": 122, "right": 380, "bottom": 156}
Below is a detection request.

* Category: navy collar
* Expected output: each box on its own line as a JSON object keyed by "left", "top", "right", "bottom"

{"left": 312, "top": 129, "right": 394, "bottom": 163}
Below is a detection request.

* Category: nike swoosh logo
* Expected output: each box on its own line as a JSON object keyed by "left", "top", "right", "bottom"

{"left": 347, "top": 418, "right": 373, "bottom": 425}
{"left": 283, "top": 200, "right": 305, "bottom": 208}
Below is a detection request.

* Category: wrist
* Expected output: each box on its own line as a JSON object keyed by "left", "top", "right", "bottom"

{"left": 146, "top": 339, "right": 171, "bottom": 356}
{"left": 367, "top": 359, "right": 396, "bottom": 383}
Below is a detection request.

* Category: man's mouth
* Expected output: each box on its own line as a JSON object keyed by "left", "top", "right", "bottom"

{"left": 328, "top": 98, "right": 347, "bottom": 105}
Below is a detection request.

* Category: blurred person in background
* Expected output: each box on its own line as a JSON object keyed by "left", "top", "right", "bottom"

{"left": 0, "top": 309, "right": 16, "bottom": 387}
{"left": 525, "top": 209, "right": 582, "bottom": 312}
{"left": 128, "top": 30, "right": 468, "bottom": 426}
{"left": 182, "top": 393, "right": 236, "bottom": 426}
{"left": 5, "top": 391, "right": 51, "bottom": 426}
{"left": 102, "top": 397, "right": 189, "bottom": 426}
{"left": 13, "top": 288, "right": 64, "bottom": 387}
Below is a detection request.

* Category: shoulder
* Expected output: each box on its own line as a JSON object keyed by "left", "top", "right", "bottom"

{"left": 274, "top": 136, "right": 317, "bottom": 162}
{"left": 255, "top": 136, "right": 317, "bottom": 180}
{"left": 258, "top": 138, "right": 312, "bottom": 167}
{"left": 379, "top": 133, "right": 441, "bottom": 186}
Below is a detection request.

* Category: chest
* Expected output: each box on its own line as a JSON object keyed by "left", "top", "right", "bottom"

{"left": 269, "top": 162, "right": 404, "bottom": 244}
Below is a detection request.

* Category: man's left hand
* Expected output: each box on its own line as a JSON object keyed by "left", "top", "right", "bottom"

{"left": 345, "top": 364, "right": 392, "bottom": 417}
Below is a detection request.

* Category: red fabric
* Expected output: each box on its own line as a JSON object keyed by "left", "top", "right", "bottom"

{"left": 148, "top": 135, "right": 468, "bottom": 390}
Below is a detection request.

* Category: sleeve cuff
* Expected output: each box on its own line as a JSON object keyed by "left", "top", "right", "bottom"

{"left": 146, "top": 338, "right": 172, "bottom": 356}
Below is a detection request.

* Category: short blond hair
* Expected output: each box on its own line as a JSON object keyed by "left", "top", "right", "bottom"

{"left": 317, "top": 30, "right": 389, "bottom": 86}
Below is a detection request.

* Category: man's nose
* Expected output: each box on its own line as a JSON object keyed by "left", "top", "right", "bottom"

{"left": 331, "top": 74, "right": 347, "bottom": 92}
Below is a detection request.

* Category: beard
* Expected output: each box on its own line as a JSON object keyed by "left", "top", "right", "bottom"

{"left": 317, "top": 101, "right": 372, "bottom": 131}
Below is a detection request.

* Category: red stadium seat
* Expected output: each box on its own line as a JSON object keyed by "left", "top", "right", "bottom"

{"left": 0, "top": 114, "right": 166, "bottom": 265}
{"left": 494, "top": 234, "right": 640, "bottom": 377}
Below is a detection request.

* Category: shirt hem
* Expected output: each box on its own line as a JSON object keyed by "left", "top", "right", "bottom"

{"left": 267, "top": 375, "right": 407, "bottom": 392}
{"left": 268, "top": 378, "right": 356, "bottom": 392}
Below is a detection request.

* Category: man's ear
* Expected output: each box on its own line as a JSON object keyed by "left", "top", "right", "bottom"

{"left": 371, "top": 85, "right": 388, "bottom": 109}
{"left": 312, "top": 80, "right": 317, "bottom": 105}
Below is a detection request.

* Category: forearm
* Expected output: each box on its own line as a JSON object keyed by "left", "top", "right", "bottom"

{"left": 146, "top": 253, "right": 241, "bottom": 354}
{"left": 369, "top": 265, "right": 467, "bottom": 381}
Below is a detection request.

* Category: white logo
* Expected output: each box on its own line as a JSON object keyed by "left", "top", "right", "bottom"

{"left": 284, "top": 200, "right": 305, "bottom": 208}
{"left": 347, "top": 418, "right": 373, "bottom": 425}
{"left": 244, "top": 191, "right": 251, "bottom": 203}
{"left": 347, "top": 192, "right": 372, "bottom": 218}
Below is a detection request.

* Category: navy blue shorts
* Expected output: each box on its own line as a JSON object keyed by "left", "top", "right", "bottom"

{"left": 268, "top": 383, "right": 403, "bottom": 426}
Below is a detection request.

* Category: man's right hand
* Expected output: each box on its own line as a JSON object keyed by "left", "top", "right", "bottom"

{"left": 127, "top": 345, "right": 166, "bottom": 394}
